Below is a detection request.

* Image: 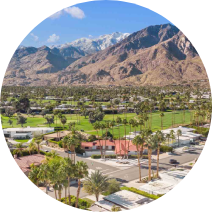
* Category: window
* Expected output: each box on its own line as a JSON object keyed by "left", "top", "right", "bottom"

{"left": 85, "top": 147, "right": 89, "bottom": 150}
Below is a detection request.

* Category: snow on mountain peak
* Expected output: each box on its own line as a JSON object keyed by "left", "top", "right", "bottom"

{"left": 52, "top": 32, "right": 130, "bottom": 54}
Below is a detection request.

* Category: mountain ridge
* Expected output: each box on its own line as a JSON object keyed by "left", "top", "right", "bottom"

{"left": 3, "top": 24, "right": 208, "bottom": 87}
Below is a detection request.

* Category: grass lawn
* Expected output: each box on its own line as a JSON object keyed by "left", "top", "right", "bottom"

{"left": 1, "top": 110, "right": 193, "bottom": 138}
{"left": 14, "top": 139, "right": 29, "bottom": 143}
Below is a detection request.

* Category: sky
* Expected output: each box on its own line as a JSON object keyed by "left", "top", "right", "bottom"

{"left": 21, "top": 0, "right": 171, "bottom": 47}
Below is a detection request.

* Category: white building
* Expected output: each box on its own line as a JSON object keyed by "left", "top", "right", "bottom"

{"left": 3, "top": 127, "right": 54, "bottom": 139}
{"left": 125, "top": 126, "right": 201, "bottom": 147}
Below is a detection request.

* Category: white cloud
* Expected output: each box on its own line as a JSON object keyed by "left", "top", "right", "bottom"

{"left": 64, "top": 6, "right": 85, "bottom": 19}
{"left": 30, "top": 33, "right": 39, "bottom": 42}
{"left": 50, "top": 10, "right": 64, "bottom": 19}
{"left": 47, "top": 34, "right": 60, "bottom": 43}
{"left": 88, "top": 35, "right": 93, "bottom": 38}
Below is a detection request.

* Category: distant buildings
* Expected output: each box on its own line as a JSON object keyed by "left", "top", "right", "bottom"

{"left": 3, "top": 127, "right": 54, "bottom": 139}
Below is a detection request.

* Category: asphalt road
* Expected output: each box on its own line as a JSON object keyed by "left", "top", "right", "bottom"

{"left": 43, "top": 147, "right": 212, "bottom": 182}
{"left": 41, "top": 146, "right": 201, "bottom": 198}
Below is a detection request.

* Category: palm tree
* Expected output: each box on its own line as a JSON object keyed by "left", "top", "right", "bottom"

{"left": 155, "top": 131, "right": 165, "bottom": 178}
{"left": 122, "top": 119, "right": 128, "bottom": 158}
{"left": 110, "top": 120, "right": 116, "bottom": 138}
{"left": 160, "top": 113, "right": 164, "bottom": 130}
{"left": 145, "top": 134, "right": 157, "bottom": 181}
{"left": 83, "top": 170, "right": 109, "bottom": 201}
{"left": 34, "top": 136, "right": 43, "bottom": 154}
{"left": 15, "top": 143, "right": 25, "bottom": 156}
{"left": 63, "top": 157, "right": 75, "bottom": 205}
{"left": 75, "top": 161, "right": 88, "bottom": 208}
{"left": 116, "top": 117, "right": 122, "bottom": 157}
{"left": 28, "top": 163, "right": 40, "bottom": 186}
{"left": 38, "top": 163, "right": 50, "bottom": 194}
{"left": 170, "top": 130, "right": 175, "bottom": 146}
{"left": 93, "top": 122, "right": 103, "bottom": 159}
{"left": 67, "top": 135, "right": 79, "bottom": 163}
{"left": 28, "top": 141, "right": 37, "bottom": 155}
{"left": 129, "top": 119, "right": 134, "bottom": 134}
{"left": 166, "top": 133, "right": 171, "bottom": 147}
{"left": 132, "top": 135, "right": 144, "bottom": 182}
{"left": 177, "top": 129, "right": 182, "bottom": 147}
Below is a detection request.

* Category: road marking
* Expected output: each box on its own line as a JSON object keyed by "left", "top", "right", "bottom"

{"left": 96, "top": 167, "right": 102, "bottom": 170}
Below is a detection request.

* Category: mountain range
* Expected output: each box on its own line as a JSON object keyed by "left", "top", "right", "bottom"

{"left": 3, "top": 24, "right": 208, "bottom": 87}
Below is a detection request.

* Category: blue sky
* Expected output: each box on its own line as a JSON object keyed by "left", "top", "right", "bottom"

{"left": 21, "top": 0, "right": 171, "bottom": 47}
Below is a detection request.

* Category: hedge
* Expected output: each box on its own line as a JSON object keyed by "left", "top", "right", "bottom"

{"left": 91, "top": 154, "right": 148, "bottom": 159}
{"left": 121, "top": 186, "right": 212, "bottom": 200}
{"left": 12, "top": 149, "right": 46, "bottom": 157}
{"left": 91, "top": 154, "right": 116, "bottom": 159}
{"left": 61, "top": 195, "right": 92, "bottom": 209}
{"left": 129, "top": 155, "right": 148, "bottom": 159}
{"left": 160, "top": 145, "right": 173, "bottom": 153}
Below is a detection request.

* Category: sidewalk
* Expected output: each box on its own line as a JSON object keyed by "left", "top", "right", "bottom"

{"left": 122, "top": 178, "right": 146, "bottom": 188}
{"left": 85, "top": 157, "right": 148, "bottom": 169}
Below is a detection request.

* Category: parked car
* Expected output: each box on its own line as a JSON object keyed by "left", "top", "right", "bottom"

{"left": 65, "top": 150, "right": 73, "bottom": 154}
{"left": 169, "top": 159, "right": 178, "bottom": 164}
{"left": 188, "top": 148, "right": 196, "bottom": 152}
{"left": 44, "top": 150, "right": 49, "bottom": 153}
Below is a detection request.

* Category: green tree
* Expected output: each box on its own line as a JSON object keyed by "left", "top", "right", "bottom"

{"left": 83, "top": 170, "right": 109, "bottom": 201}
{"left": 16, "top": 115, "right": 27, "bottom": 127}
{"left": 8, "top": 119, "right": 13, "bottom": 127}
{"left": 160, "top": 113, "right": 164, "bottom": 130}
{"left": 106, "top": 179, "right": 120, "bottom": 195}
{"left": 61, "top": 116, "right": 67, "bottom": 129}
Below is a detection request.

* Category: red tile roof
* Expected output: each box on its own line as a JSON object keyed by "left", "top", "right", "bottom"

{"left": 81, "top": 140, "right": 139, "bottom": 155}
{"left": 115, "top": 140, "right": 138, "bottom": 155}
{"left": 81, "top": 140, "right": 116, "bottom": 148}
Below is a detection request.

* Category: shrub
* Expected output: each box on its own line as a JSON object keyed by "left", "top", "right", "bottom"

{"left": 75, "top": 145, "right": 85, "bottom": 155}
{"left": 102, "top": 131, "right": 113, "bottom": 139}
{"left": 58, "top": 141, "right": 63, "bottom": 148}
{"left": 160, "top": 145, "right": 173, "bottom": 153}
{"left": 91, "top": 154, "right": 101, "bottom": 159}
{"left": 88, "top": 135, "right": 97, "bottom": 142}
{"left": 106, "top": 179, "right": 120, "bottom": 194}
{"left": 61, "top": 195, "right": 91, "bottom": 209}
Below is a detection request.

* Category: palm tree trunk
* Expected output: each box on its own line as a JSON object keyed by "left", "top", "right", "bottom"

{"left": 124, "top": 126, "right": 127, "bottom": 158}
{"left": 75, "top": 179, "right": 81, "bottom": 208}
{"left": 95, "top": 194, "right": 99, "bottom": 202}
{"left": 148, "top": 149, "right": 152, "bottom": 181}
{"left": 58, "top": 189, "right": 62, "bottom": 202}
{"left": 45, "top": 182, "right": 48, "bottom": 194}
{"left": 137, "top": 146, "right": 142, "bottom": 182}
{"left": 65, "top": 187, "right": 67, "bottom": 204}
{"left": 68, "top": 177, "right": 71, "bottom": 205}
{"left": 54, "top": 186, "right": 58, "bottom": 200}
{"left": 156, "top": 145, "right": 160, "bottom": 178}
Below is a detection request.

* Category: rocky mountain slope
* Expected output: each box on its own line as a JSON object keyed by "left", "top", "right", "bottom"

{"left": 3, "top": 24, "right": 208, "bottom": 86}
